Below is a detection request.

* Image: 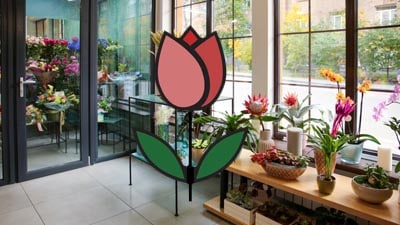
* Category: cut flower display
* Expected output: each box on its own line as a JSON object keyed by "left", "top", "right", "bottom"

{"left": 37, "top": 85, "right": 78, "bottom": 111}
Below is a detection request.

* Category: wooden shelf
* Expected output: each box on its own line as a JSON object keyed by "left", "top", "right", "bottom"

{"left": 203, "top": 196, "right": 248, "bottom": 225}
{"left": 204, "top": 149, "right": 400, "bottom": 225}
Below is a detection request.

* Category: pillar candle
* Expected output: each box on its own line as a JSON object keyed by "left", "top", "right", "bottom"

{"left": 287, "top": 127, "right": 303, "bottom": 156}
{"left": 377, "top": 146, "right": 392, "bottom": 171}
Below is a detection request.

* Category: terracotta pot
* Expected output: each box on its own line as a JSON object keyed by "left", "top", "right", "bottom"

{"left": 314, "top": 148, "right": 336, "bottom": 176}
{"left": 192, "top": 148, "right": 205, "bottom": 164}
{"left": 317, "top": 175, "right": 336, "bottom": 195}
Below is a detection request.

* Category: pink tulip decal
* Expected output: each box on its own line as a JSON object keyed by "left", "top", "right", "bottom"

{"left": 156, "top": 27, "right": 226, "bottom": 110}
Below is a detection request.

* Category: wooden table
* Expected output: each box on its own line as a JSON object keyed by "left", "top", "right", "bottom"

{"left": 204, "top": 149, "right": 400, "bottom": 225}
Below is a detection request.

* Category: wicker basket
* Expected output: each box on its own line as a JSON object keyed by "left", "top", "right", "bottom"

{"left": 261, "top": 162, "right": 307, "bottom": 180}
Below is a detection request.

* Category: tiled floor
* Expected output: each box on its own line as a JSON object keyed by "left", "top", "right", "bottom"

{"left": 0, "top": 157, "right": 232, "bottom": 225}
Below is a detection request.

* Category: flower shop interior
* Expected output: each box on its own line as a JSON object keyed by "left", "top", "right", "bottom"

{"left": 0, "top": 0, "right": 399, "bottom": 225}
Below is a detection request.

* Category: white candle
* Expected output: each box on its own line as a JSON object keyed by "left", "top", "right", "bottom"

{"left": 287, "top": 127, "right": 303, "bottom": 156}
{"left": 377, "top": 146, "right": 392, "bottom": 171}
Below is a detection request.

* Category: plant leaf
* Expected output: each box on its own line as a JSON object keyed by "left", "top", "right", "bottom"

{"left": 194, "top": 128, "right": 247, "bottom": 181}
{"left": 135, "top": 130, "right": 186, "bottom": 181}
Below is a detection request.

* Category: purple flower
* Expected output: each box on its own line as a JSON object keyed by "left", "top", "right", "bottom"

{"left": 331, "top": 98, "right": 355, "bottom": 137}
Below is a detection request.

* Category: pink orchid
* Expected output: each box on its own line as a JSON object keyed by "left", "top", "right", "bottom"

{"left": 331, "top": 98, "right": 356, "bottom": 137}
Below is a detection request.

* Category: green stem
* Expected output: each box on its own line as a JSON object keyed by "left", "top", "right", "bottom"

{"left": 259, "top": 117, "right": 265, "bottom": 131}
{"left": 358, "top": 93, "right": 364, "bottom": 140}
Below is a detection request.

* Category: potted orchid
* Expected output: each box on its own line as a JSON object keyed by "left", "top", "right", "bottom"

{"left": 373, "top": 74, "right": 400, "bottom": 150}
{"left": 319, "top": 69, "right": 380, "bottom": 165}
{"left": 308, "top": 97, "right": 356, "bottom": 194}
{"left": 243, "top": 94, "right": 281, "bottom": 153}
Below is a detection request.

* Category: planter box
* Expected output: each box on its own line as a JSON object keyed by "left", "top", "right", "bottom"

{"left": 224, "top": 199, "right": 257, "bottom": 225}
{"left": 255, "top": 212, "right": 298, "bottom": 225}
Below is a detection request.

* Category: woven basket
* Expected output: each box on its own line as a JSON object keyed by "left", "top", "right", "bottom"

{"left": 261, "top": 162, "right": 306, "bottom": 180}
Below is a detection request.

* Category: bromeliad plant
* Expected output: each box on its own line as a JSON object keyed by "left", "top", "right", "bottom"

{"left": 272, "top": 92, "right": 322, "bottom": 130}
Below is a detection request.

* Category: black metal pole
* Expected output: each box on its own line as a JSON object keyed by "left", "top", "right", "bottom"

{"left": 188, "top": 111, "right": 193, "bottom": 201}
{"left": 220, "top": 170, "right": 228, "bottom": 208}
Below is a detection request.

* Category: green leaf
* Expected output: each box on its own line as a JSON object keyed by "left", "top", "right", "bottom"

{"left": 135, "top": 131, "right": 185, "bottom": 181}
{"left": 194, "top": 128, "right": 247, "bottom": 181}
{"left": 395, "top": 162, "right": 400, "bottom": 173}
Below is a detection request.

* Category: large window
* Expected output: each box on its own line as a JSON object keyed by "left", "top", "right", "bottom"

{"left": 174, "top": 0, "right": 253, "bottom": 114}
{"left": 276, "top": 0, "right": 400, "bottom": 155}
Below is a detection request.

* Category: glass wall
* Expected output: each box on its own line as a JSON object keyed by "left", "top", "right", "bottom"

{"left": 174, "top": 0, "right": 253, "bottom": 115}
{"left": 97, "top": 0, "right": 152, "bottom": 158}
{"left": 275, "top": 0, "right": 400, "bottom": 152}
{"left": 25, "top": 0, "right": 81, "bottom": 171}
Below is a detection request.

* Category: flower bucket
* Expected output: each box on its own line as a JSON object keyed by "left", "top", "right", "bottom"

{"left": 33, "top": 71, "right": 57, "bottom": 85}
{"left": 46, "top": 110, "right": 60, "bottom": 122}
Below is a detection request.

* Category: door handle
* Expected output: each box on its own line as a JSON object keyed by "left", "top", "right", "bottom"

{"left": 19, "top": 77, "right": 36, "bottom": 97}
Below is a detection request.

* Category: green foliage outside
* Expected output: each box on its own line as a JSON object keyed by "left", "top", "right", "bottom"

{"left": 282, "top": 3, "right": 400, "bottom": 82}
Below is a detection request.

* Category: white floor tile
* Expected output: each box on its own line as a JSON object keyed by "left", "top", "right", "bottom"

{"left": 21, "top": 169, "right": 100, "bottom": 204}
{"left": 0, "top": 206, "right": 43, "bottom": 225}
{"left": 34, "top": 186, "right": 130, "bottom": 225}
{"left": 0, "top": 184, "right": 32, "bottom": 216}
{"left": 92, "top": 210, "right": 152, "bottom": 225}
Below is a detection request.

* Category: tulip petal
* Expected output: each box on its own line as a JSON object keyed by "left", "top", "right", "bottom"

{"left": 156, "top": 33, "right": 208, "bottom": 110}
{"left": 181, "top": 26, "right": 200, "bottom": 46}
{"left": 194, "top": 33, "right": 226, "bottom": 107}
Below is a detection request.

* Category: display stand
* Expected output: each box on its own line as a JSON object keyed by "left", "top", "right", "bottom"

{"left": 128, "top": 94, "right": 233, "bottom": 216}
{"left": 204, "top": 149, "right": 400, "bottom": 225}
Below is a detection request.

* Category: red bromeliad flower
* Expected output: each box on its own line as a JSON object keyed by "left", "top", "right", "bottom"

{"left": 283, "top": 92, "right": 298, "bottom": 107}
{"left": 156, "top": 27, "right": 226, "bottom": 110}
{"left": 331, "top": 97, "right": 356, "bottom": 137}
{"left": 244, "top": 94, "right": 269, "bottom": 130}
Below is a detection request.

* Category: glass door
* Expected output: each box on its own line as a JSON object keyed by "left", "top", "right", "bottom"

{"left": 95, "top": 0, "right": 153, "bottom": 160}
{"left": 17, "top": 0, "right": 85, "bottom": 179}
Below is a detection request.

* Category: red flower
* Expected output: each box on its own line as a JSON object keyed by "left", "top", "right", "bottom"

{"left": 283, "top": 92, "right": 298, "bottom": 107}
{"left": 244, "top": 94, "right": 268, "bottom": 116}
{"left": 156, "top": 27, "right": 226, "bottom": 110}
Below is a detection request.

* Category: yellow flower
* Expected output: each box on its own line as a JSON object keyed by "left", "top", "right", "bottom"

{"left": 319, "top": 68, "right": 344, "bottom": 83}
{"left": 336, "top": 91, "right": 345, "bottom": 101}
{"left": 357, "top": 78, "right": 372, "bottom": 93}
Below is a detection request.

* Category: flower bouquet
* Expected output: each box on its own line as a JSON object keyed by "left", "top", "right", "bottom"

{"left": 26, "top": 104, "right": 46, "bottom": 131}
{"left": 37, "top": 85, "right": 77, "bottom": 112}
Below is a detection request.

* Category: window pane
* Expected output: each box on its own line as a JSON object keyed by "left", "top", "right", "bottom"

{"left": 360, "top": 90, "right": 400, "bottom": 150}
{"left": 358, "top": 28, "right": 400, "bottom": 81}
{"left": 311, "top": 31, "right": 346, "bottom": 79}
{"left": 359, "top": 2, "right": 399, "bottom": 28}
{"left": 311, "top": 0, "right": 345, "bottom": 31}
{"left": 213, "top": 0, "right": 233, "bottom": 38}
{"left": 191, "top": 2, "right": 207, "bottom": 36}
{"left": 175, "top": 5, "right": 191, "bottom": 36}
{"left": 176, "top": 0, "right": 191, "bottom": 7}
{"left": 281, "top": 34, "right": 309, "bottom": 79}
{"left": 233, "top": 0, "right": 252, "bottom": 36}
{"left": 280, "top": 0, "right": 309, "bottom": 33}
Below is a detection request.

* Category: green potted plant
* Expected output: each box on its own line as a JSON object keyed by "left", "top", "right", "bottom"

{"left": 224, "top": 188, "right": 258, "bottom": 225}
{"left": 351, "top": 165, "right": 396, "bottom": 204}
{"left": 308, "top": 96, "right": 356, "bottom": 194}
{"left": 192, "top": 111, "right": 259, "bottom": 152}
